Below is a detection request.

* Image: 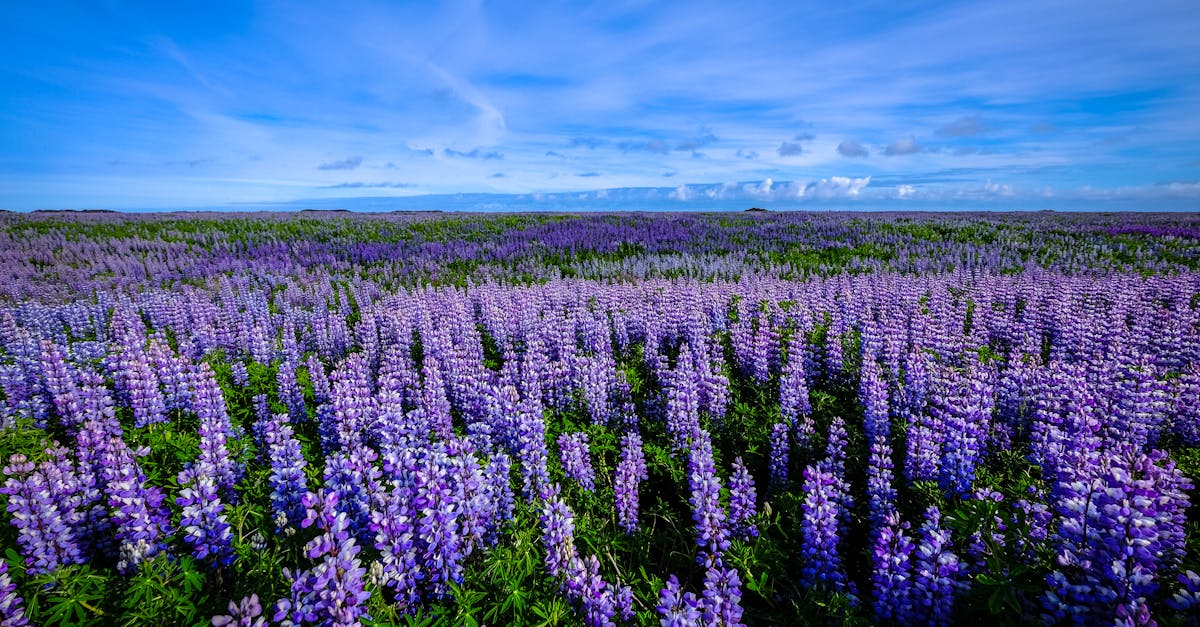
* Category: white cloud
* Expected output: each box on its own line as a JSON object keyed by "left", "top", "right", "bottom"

{"left": 983, "top": 179, "right": 1015, "bottom": 196}
{"left": 669, "top": 184, "right": 693, "bottom": 201}
{"left": 744, "top": 177, "right": 774, "bottom": 198}
{"left": 897, "top": 184, "right": 916, "bottom": 198}
{"left": 810, "top": 176, "right": 870, "bottom": 198}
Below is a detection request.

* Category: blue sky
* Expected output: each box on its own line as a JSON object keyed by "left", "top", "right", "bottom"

{"left": 2, "top": 0, "right": 1199, "bottom": 211}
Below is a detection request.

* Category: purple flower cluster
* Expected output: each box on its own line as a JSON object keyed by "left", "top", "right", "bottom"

{"left": 513, "top": 396, "right": 551, "bottom": 500}
{"left": 860, "top": 354, "right": 896, "bottom": 530}
{"left": 665, "top": 349, "right": 704, "bottom": 454}
{"left": 103, "top": 440, "right": 171, "bottom": 574}
{"left": 909, "top": 506, "right": 964, "bottom": 627}
{"left": 1, "top": 449, "right": 85, "bottom": 576}
{"left": 871, "top": 512, "right": 915, "bottom": 622}
{"left": 323, "top": 447, "right": 383, "bottom": 545}
{"left": 540, "top": 495, "right": 634, "bottom": 626}
{"left": 1045, "top": 447, "right": 1192, "bottom": 625}
{"left": 190, "top": 363, "right": 241, "bottom": 501}
{"left": 211, "top": 594, "right": 265, "bottom": 627}
{"left": 614, "top": 432, "right": 648, "bottom": 534}
{"left": 657, "top": 575, "right": 702, "bottom": 626}
{"left": 176, "top": 465, "right": 234, "bottom": 568}
{"left": 558, "top": 431, "right": 596, "bottom": 492}
{"left": 260, "top": 412, "right": 308, "bottom": 531}
{"left": 727, "top": 456, "right": 757, "bottom": 540}
{"left": 768, "top": 421, "right": 790, "bottom": 492}
{"left": 275, "top": 490, "right": 371, "bottom": 626}
{"left": 688, "top": 434, "right": 730, "bottom": 565}
{"left": 656, "top": 561, "right": 746, "bottom": 627}
{"left": 799, "top": 463, "right": 850, "bottom": 595}
{"left": 0, "top": 561, "right": 30, "bottom": 627}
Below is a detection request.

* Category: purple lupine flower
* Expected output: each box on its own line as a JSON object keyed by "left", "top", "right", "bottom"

{"left": 229, "top": 362, "right": 249, "bottom": 388}
{"left": 688, "top": 434, "right": 730, "bottom": 565}
{"left": 258, "top": 413, "right": 308, "bottom": 532}
{"left": 305, "top": 353, "right": 331, "bottom": 405}
{"left": 701, "top": 559, "right": 745, "bottom": 627}
{"left": 39, "top": 339, "right": 80, "bottom": 429}
{"left": 323, "top": 447, "right": 383, "bottom": 545}
{"left": 514, "top": 396, "right": 551, "bottom": 500}
{"left": 483, "top": 451, "right": 515, "bottom": 540}
{"left": 566, "top": 554, "right": 634, "bottom": 627}
{"left": 780, "top": 337, "right": 812, "bottom": 425}
{"left": 446, "top": 437, "right": 492, "bottom": 559}
{"left": 727, "top": 457, "right": 757, "bottom": 540}
{"left": 326, "top": 353, "right": 377, "bottom": 451}
{"left": 418, "top": 355, "right": 454, "bottom": 440}
{"left": 0, "top": 560, "right": 30, "bottom": 627}
{"left": 866, "top": 431, "right": 897, "bottom": 532}
{"left": 938, "top": 368, "right": 994, "bottom": 498}
{"left": 1107, "top": 358, "right": 1169, "bottom": 450}
{"left": 71, "top": 371, "right": 120, "bottom": 560}
{"left": 768, "top": 422, "right": 790, "bottom": 492}
{"left": 411, "top": 445, "right": 464, "bottom": 599}
{"left": 539, "top": 491, "right": 634, "bottom": 625}
{"left": 861, "top": 354, "right": 897, "bottom": 529}
{"left": 541, "top": 495, "right": 577, "bottom": 579}
{"left": 614, "top": 432, "right": 648, "bottom": 534}
{"left": 872, "top": 511, "right": 915, "bottom": 623}
{"left": 1029, "top": 362, "right": 1103, "bottom": 482}
{"left": 275, "top": 359, "right": 306, "bottom": 423}
{"left": 558, "top": 432, "right": 596, "bottom": 492}
{"left": 908, "top": 506, "right": 963, "bottom": 627}
{"left": 1045, "top": 447, "right": 1192, "bottom": 625}
{"left": 211, "top": 593, "right": 265, "bottom": 627}
{"left": 372, "top": 444, "right": 420, "bottom": 607}
{"left": 665, "top": 348, "right": 704, "bottom": 454}
{"left": 800, "top": 463, "right": 849, "bottom": 594}
{"left": 147, "top": 337, "right": 191, "bottom": 412}
{"left": 126, "top": 350, "right": 167, "bottom": 429}
{"left": 1, "top": 452, "right": 85, "bottom": 575}
{"left": 1167, "top": 570, "right": 1200, "bottom": 614}
{"left": 277, "top": 490, "right": 371, "bottom": 626}
{"left": 903, "top": 350, "right": 942, "bottom": 483}
{"left": 822, "top": 416, "right": 853, "bottom": 531}
{"left": 102, "top": 440, "right": 171, "bottom": 574}
{"left": 176, "top": 465, "right": 235, "bottom": 568}
{"left": 1170, "top": 366, "right": 1200, "bottom": 446}
{"left": 658, "top": 574, "right": 703, "bottom": 627}
{"left": 190, "top": 363, "right": 241, "bottom": 501}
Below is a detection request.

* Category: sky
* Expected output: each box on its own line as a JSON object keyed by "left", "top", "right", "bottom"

{"left": 2, "top": 0, "right": 1199, "bottom": 211}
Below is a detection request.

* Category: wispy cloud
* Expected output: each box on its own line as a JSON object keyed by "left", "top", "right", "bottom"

{"left": 676, "top": 129, "right": 718, "bottom": 151}
{"left": 937, "top": 115, "right": 988, "bottom": 137}
{"left": 884, "top": 137, "right": 922, "bottom": 156}
{"left": 617, "top": 139, "right": 671, "bottom": 154}
{"left": 777, "top": 142, "right": 805, "bottom": 156}
{"left": 568, "top": 137, "right": 605, "bottom": 149}
{"left": 162, "top": 158, "right": 216, "bottom": 167}
{"left": 443, "top": 148, "right": 503, "bottom": 160}
{"left": 319, "top": 181, "right": 414, "bottom": 189}
{"left": 317, "top": 156, "right": 363, "bottom": 170}
{"left": 837, "top": 141, "right": 869, "bottom": 158}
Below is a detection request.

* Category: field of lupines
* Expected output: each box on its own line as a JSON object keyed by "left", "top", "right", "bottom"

{"left": 0, "top": 209, "right": 1198, "bottom": 626}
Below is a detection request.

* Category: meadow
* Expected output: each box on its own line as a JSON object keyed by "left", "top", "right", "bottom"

{"left": 0, "top": 210, "right": 1198, "bottom": 626}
